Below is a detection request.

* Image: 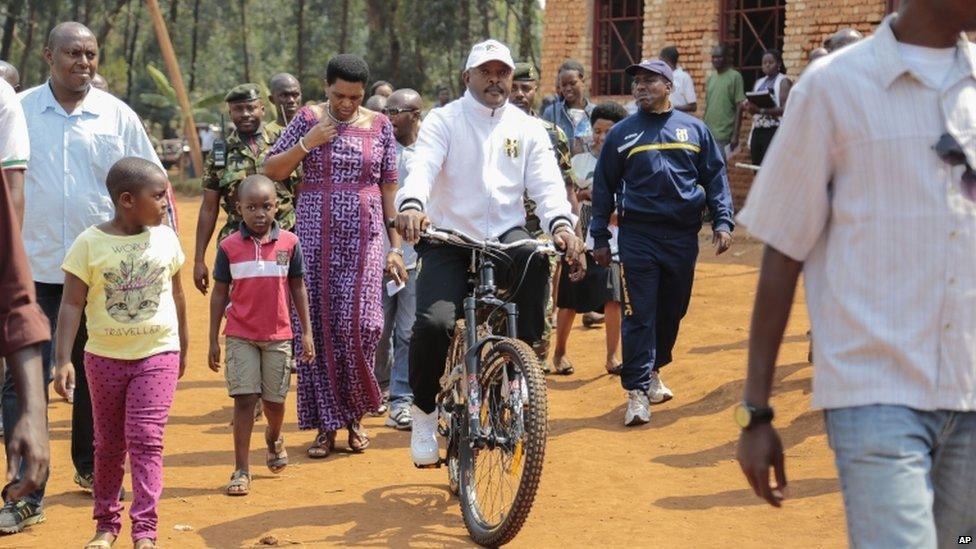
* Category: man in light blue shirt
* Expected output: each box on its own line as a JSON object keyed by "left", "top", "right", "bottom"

{"left": 374, "top": 88, "right": 421, "bottom": 430}
{"left": 2, "top": 22, "right": 170, "bottom": 533}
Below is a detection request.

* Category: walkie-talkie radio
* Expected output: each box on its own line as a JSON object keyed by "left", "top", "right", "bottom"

{"left": 212, "top": 114, "right": 227, "bottom": 168}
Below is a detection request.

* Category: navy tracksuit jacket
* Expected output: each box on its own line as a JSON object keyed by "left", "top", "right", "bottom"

{"left": 590, "top": 107, "right": 734, "bottom": 392}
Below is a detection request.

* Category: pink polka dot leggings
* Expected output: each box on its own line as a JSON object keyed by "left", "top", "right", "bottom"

{"left": 84, "top": 351, "right": 179, "bottom": 542}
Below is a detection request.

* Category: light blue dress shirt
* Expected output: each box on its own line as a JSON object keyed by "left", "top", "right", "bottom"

{"left": 19, "top": 83, "right": 166, "bottom": 283}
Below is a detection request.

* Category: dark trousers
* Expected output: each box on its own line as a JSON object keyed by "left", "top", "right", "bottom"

{"left": 409, "top": 227, "right": 550, "bottom": 413}
{"left": 5, "top": 283, "right": 95, "bottom": 492}
{"left": 617, "top": 227, "right": 698, "bottom": 392}
{"left": 750, "top": 126, "right": 779, "bottom": 166}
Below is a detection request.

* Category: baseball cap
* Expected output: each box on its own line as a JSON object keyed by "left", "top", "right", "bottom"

{"left": 465, "top": 39, "right": 515, "bottom": 71}
{"left": 625, "top": 59, "right": 673, "bottom": 83}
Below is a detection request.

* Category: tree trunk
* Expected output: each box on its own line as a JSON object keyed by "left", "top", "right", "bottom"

{"left": 17, "top": 0, "right": 35, "bottom": 80}
{"left": 97, "top": 0, "right": 132, "bottom": 51}
{"left": 169, "top": 0, "right": 179, "bottom": 22}
{"left": 189, "top": 0, "right": 201, "bottom": 92}
{"left": 338, "top": 0, "right": 349, "bottom": 53}
{"left": 0, "top": 0, "right": 25, "bottom": 61}
{"left": 519, "top": 0, "right": 533, "bottom": 62}
{"left": 82, "top": 0, "right": 93, "bottom": 25}
{"left": 72, "top": 0, "right": 81, "bottom": 21}
{"left": 458, "top": 0, "right": 470, "bottom": 72}
{"left": 477, "top": 0, "right": 490, "bottom": 39}
{"left": 125, "top": 0, "right": 140, "bottom": 104}
{"left": 388, "top": 0, "right": 400, "bottom": 83}
{"left": 295, "top": 0, "right": 305, "bottom": 81}
{"left": 239, "top": 0, "right": 250, "bottom": 82}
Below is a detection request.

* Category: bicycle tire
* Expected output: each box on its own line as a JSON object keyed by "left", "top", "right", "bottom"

{"left": 458, "top": 338, "right": 548, "bottom": 547}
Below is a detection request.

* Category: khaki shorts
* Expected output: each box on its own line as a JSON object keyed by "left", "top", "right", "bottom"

{"left": 224, "top": 336, "right": 292, "bottom": 403}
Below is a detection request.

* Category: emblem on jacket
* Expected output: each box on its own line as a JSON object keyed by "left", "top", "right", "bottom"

{"left": 676, "top": 128, "right": 689, "bottom": 142}
{"left": 504, "top": 138, "right": 521, "bottom": 158}
{"left": 276, "top": 250, "right": 289, "bottom": 266}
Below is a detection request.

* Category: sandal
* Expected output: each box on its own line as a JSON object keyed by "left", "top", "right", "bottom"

{"left": 265, "top": 429, "right": 288, "bottom": 473}
{"left": 225, "top": 470, "right": 250, "bottom": 496}
{"left": 347, "top": 421, "right": 370, "bottom": 452}
{"left": 549, "top": 356, "right": 574, "bottom": 376}
{"left": 134, "top": 539, "right": 156, "bottom": 549}
{"left": 306, "top": 430, "right": 336, "bottom": 459}
{"left": 84, "top": 532, "right": 116, "bottom": 549}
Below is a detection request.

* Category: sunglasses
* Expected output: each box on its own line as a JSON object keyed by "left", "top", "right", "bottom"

{"left": 381, "top": 107, "right": 418, "bottom": 116}
{"left": 933, "top": 133, "right": 976, "bottom": 201}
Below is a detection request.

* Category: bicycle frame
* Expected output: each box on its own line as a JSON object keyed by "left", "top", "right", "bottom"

{"left": 461, "top": 250, "right": 518, "bottom": 449}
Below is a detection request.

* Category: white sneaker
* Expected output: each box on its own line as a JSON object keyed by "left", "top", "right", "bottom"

{"left": 410, "top": 405, "right": 440, "bottom": 466}
{"left": 624, "top": 389, "right": 651, "bottom": 426}
{"left": 648, "top": 371, "right": 674, "bottom": 404}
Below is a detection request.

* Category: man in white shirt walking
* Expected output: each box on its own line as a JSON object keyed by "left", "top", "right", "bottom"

{"left": 660, "top": 46, "right": 697, "bottom": 114}
{"left": 4, "top": 22, "right": 171, "bottom": 532}
{"left": 395, "top": 39, "right": 584, "bottom": 466}
{"left": 735, "top": 1, "right": 976, "bottom": 546}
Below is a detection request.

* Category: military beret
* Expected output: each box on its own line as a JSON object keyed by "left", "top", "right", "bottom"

{"left": 224, "top": 83, "right": 262, "bottom": 103}
{"left": 513, "top": 62, "right": 538, "bottom": 82}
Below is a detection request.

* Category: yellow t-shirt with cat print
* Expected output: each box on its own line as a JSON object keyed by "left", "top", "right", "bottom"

{"left": 62, "top": 225, "right": 185, "bottom": 360}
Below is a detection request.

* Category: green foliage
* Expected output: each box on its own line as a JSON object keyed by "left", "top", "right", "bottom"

{"left": 1, "top": 0, "right": 543, "bottom": 124}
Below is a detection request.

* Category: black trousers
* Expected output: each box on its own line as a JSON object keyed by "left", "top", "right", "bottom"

{"left": 409, "top": 227, "right": 551, "bottom": 413}
{"left": 750, "top": 126, "right": 779, "bottom": 166}
{"left": 34, "top": 283, "right": 94, "bottom": 477}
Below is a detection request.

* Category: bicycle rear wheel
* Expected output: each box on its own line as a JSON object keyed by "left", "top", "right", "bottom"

{"left": 458, "top": 338, "right": 548, "bottom": 547}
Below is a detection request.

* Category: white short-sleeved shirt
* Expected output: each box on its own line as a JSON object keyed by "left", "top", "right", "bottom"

{"left": 19, "top": 83, "right": 169, "bottom": 283}
{"left": 736, "top": 15, "right": 976, "bottom": 412}
{"left": 670, "top": 67, "right": 697, "bottom": 109}
{"left": 0, "top": 80, "right": 28, "bottom": 172}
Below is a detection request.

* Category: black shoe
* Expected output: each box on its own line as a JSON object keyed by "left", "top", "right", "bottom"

{"left": 0, "top": 500, "right": 44, "bottom": 534}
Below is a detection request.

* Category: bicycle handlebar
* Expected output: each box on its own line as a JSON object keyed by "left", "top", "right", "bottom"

{"left": 421, "top": 226, "right": 560, "bottom": 256}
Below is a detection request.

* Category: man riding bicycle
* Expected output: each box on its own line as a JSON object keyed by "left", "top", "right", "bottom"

{"left": 395, "top": 39, "right": 585, "bottom": 467}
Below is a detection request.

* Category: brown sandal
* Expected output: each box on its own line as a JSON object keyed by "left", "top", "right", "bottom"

{"left": 306, "top": 430, "right": 335, "bottom": 459}
{"left": 347, "top": 421, "right": 370, "bottom": 452}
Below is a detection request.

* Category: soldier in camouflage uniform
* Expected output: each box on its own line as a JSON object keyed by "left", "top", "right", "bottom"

{"left": 510, "top": 62, "right": 581, "bottom": 374}
{"left": 192, "top": 84, "right": 300, "bottom": 295}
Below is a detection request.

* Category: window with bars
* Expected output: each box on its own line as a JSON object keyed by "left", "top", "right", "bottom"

{"left": 592, "top": 0, "right": 645, "bottom": 96}
{"left": 719, "top": 0, "right": 786, "bottom": 92}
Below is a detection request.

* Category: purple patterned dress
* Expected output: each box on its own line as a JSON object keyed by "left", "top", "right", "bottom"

{"left": 270, "top": 106, "right": 397, "bottom": 432}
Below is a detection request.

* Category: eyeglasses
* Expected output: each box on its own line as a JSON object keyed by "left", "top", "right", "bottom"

{"left": 933, "top": 133, "right": 976, "bottom": 201}
{"left": 381, "top": 107, "right": 418, "bottom": 116}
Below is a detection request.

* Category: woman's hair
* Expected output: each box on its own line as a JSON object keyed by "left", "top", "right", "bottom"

{"left": 557, "top": 59, "right": 585, "bottom": 79}
{"left": 590, "top": 102, "right": 628, "bottom": 125}
{"left": 369, "top": 80, "right": 393, "bottom": 96}
{"left": 763, "top": 49, "right": 787, "bottom": 75}
{"left": 326, "top": 54, "right": 370, "bottom": 86}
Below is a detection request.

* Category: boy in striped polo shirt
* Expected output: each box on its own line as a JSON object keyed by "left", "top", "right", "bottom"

{"left": 208, "top": 175, "right": 314, "bottom": 496}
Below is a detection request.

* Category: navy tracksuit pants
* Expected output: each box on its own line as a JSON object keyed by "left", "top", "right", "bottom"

{"left": 617, "top": 225, "right": 699, "bottom": 392}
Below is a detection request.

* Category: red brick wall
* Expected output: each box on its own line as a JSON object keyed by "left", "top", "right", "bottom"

{"left": 541, "top": 0, "right": 890, "bottom": 208}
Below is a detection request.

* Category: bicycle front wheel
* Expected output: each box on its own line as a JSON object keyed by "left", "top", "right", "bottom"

{"left": 458, "top": 338, "right": 548, "bottom": 547}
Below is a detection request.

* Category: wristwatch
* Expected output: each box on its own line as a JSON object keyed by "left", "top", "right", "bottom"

{"left": 388, "top": 247, "right": 404, "bottom": 256}
{"left": 734, "top": 402, "right": 774, "bottom": 430}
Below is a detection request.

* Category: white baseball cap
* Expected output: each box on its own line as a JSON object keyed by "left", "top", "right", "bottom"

{"left": 465, "top": 39, "right": 515, "bottom": 70}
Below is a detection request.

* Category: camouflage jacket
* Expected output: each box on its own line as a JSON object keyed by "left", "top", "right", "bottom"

{"left": 202, "top": 124, "right": 299, "bottom": 240}
{"left": 524, "top": 114, "right": 578, "bottom": 237}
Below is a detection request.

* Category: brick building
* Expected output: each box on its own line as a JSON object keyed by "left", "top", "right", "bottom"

{"left": 541, "top": 0, "right": 899, "bottom": 206}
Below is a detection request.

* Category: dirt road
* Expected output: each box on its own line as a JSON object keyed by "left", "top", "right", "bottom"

{"left": 3, "top": 196, "right": 844, "bottom": 548}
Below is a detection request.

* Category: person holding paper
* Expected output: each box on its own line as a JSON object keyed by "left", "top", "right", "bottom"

{"left": 744, "top": 49, "right": 792, "bottom": 166}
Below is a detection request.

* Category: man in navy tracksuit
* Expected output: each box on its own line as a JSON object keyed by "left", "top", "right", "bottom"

{"left": 591, "top": 59, "right": 734, "bottom": 427}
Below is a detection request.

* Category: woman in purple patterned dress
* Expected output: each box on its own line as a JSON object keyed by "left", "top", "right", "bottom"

{"left": 264, "top": 55, "right": 405, "bottom": 458}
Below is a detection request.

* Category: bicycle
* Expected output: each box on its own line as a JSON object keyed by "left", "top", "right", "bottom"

{"left": 419, "top": 226, "right": 557, "bottom": 547}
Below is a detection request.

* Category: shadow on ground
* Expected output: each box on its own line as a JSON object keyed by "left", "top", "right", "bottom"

{"left": 197, "top": 483, "right": 470, "bottom": 547}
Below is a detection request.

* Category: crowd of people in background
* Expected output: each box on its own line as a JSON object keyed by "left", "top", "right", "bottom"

{"left": 0, "top": 1, "right": 974, "bottom": 546}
